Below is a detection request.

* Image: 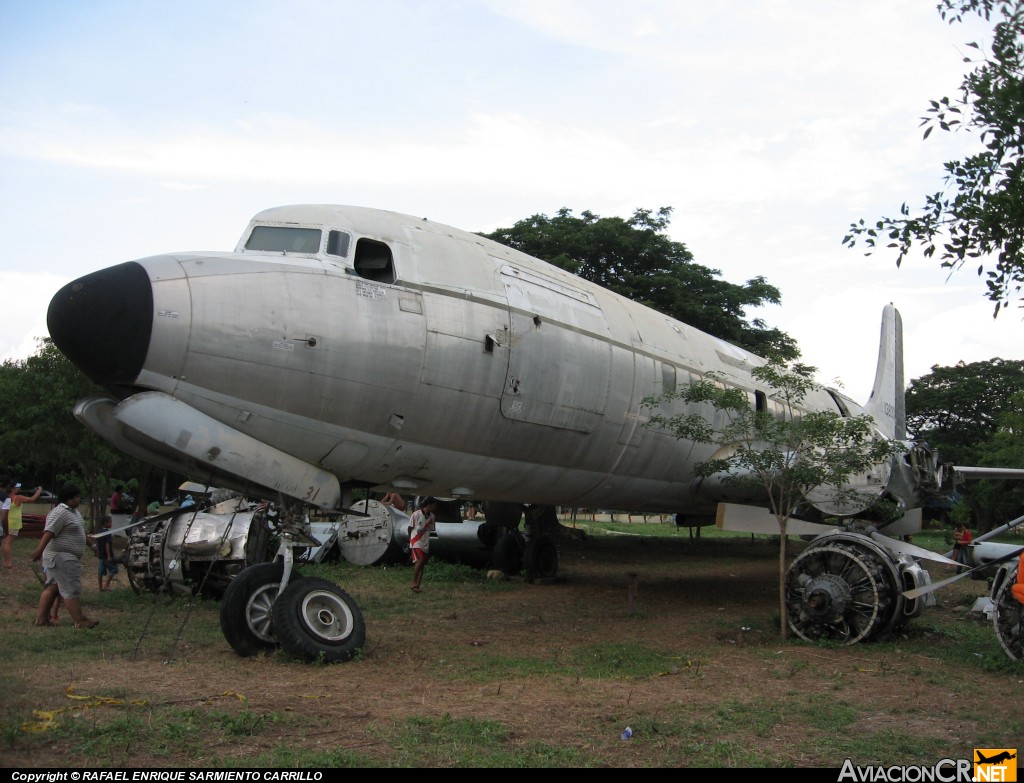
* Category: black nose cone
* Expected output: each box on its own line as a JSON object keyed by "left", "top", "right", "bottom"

{"left": 47, "top": 261, "right": 153, "bottom": 386}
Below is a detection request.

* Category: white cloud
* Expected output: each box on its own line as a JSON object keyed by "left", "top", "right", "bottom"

{"left": 0, "top": 272, "right": 67, "bottom": 362}
{"left": 0, "top": 0, "right": 1018, "bottom": 396}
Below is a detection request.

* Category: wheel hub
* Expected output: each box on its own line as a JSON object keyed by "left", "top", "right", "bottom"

{"left": 316, "top": 608, "right": 335, "bottom": 626}
{"left": 300, "top": 590, "right": 354, "bottom": 642}
{"left": 800, "top": 573, "right": 852, "bottom": 621}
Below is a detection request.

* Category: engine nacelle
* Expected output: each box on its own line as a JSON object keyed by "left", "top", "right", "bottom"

{"left": 785, "top": 530, "right": 931, "bottom": 645}
{"left": 124, "top": 498, "right": 273, "bottom": 597}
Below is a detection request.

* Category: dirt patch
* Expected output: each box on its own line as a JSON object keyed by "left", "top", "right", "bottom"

{"left": 2, "top": 530, "right": 1020, "bottom": 768}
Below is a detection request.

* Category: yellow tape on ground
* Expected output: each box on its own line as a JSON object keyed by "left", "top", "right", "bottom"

{"left": 19, "top": 686, "right": 247, "bottom": 733}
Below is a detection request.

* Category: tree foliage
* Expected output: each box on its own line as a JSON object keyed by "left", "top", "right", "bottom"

{"left": 844, "top": 0, "right": 1024, "bottom": 314}
{"left": 483, "top": 207, "right": 800, "bottom": 360}
{"left": 0, "top": 339, "right": 140, "bottom": 527}
{"left": 645, "top": 361, "right": 903, "bottom": 639}
{"left": 906, "top": 357, "right": 1024, "bottom": 529}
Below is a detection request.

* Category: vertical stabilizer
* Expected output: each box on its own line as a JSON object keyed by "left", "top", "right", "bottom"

{"left": 863, "top": 304, "right": 905, "bottom": 440}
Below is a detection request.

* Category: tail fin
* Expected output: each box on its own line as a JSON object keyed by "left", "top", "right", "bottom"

{"left": 863, "top": 304, "right": 905, "bottom": 440}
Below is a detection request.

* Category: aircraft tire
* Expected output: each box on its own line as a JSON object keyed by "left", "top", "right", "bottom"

{"left": 525, "top": 536, "right": 559, "bottom": 579}
{"left": 220, "top": 561, "right": 302, "bottom": 657}
{"left": 992, "top": 563, "right": 1023, "bottom": 662}
{"left": 492, "top": 531, "right": 524, "bottom": 576}
{"left": 272, "top": 577, "right": 366, "bottom": 663}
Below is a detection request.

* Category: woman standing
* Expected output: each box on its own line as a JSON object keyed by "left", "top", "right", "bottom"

{"left": 30, "top": 483, "right": 98, "bottom": 629}
{"left": 3, "top": 483, "right": 42, "bottom": 568}
{"left": 952, "top": 521, "right": 973, "bottom": 574}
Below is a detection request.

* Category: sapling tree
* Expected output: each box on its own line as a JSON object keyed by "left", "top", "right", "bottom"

{"left": 645, "top": 361, "right": 904, "bottom": 639}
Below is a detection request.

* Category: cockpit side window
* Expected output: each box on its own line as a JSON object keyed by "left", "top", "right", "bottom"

{"left": 245, "top": 226, "right": 322, "bottom": 254}
{"left": 327, "top": 230, "right": 351, "bottom": 258}
{"left": 354, "top": 238, "right": 395, "bottom": 284}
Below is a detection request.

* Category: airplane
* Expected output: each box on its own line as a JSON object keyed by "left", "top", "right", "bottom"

{"left": 976, "top": 751, "right": 1016, "bottom": 764}
{"left": 43, "top": 203, "right": 1015, "bottom": 662}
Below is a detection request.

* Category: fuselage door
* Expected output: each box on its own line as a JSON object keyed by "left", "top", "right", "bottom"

{"left": 498, "top": 265, "right": 611, "bottom": 433}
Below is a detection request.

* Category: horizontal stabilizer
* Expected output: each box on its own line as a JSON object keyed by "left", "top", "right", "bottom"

{"left": 715, "top": 503, "right": 836, "bottom": 536}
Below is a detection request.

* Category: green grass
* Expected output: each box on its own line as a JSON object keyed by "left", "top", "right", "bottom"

{"left": 3, "top": 527, "right": 1023, "bottom": 768}
{"left": 42, "top": 704, "right": 303, "bottom": 767}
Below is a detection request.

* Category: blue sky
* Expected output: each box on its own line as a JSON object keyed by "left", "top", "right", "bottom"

{"left": 1, "top": 0, "right": 1019, "bottom": 401}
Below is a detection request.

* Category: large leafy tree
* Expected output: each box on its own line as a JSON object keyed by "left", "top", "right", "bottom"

{"left": 0, "top": 339, "right": 140, "bottom": 527}
{"left": 483, "top": 207, "right": 800, "bottom": 360}
{"left": 844, "top": 0, "right": 1024, "bottom": 314}
{"left": 906, "top": 357, "right": 1024, "bottom": 530}
{"left": 645, "top": 362, "right": 903, "bottom": 639}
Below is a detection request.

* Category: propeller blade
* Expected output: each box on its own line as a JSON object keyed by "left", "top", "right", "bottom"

{"left": 102, "top": 506, "right": 201, "bottom": 537}
{"left": 903, "top": 545, "right": 1024, "bottom": 600}
{"left": 903, "top": 572, "right": 970, "bottom": 600}
{"left": 869, "top": 532, "right": 961, "bottom": 566}
{"left": 716, "top": 503, "right": 836, "bottom": 536}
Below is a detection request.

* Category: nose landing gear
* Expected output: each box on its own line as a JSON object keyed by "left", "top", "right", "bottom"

{"left": 218, "top": 504, "right": 366, "bottom": 663}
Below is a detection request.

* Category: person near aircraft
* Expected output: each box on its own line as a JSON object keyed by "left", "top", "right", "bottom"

{"left": 952, "top": 522, "right": 973, "bottom": 572}
{"left": 30, "top": 483, "right": 98, "bottom": 629}
{"left": 94, "top": 515, "right": 118, "bottom": 591}
{"left": 381, "top": 492, "right": 406, "bottom": 512}
{"left": 408, "top": 497, "right": 437, "bottom": 593}
{"left": 45, "top": 576, "right": 63, "bottom": 624}
{"left": 39, "top": 556, "right": 64, "bottom": 624}
{"left": 0, "top": 477, "right": 12, "bottom": 568}
{"left": 109, "top": 485, "right": 127, "bottom": 514}
{"left": 4, "top": 483, "right": 43, "bottom": 568}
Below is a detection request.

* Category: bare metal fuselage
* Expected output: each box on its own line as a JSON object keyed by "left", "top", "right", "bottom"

{"left": 50, "top": 205, "right": 902, "bottom": 516}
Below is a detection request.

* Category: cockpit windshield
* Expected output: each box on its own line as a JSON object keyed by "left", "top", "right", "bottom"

{"left": 245, "top": 226, "right": 322, "bottom": 254}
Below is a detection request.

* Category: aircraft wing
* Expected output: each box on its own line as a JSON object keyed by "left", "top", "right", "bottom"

{"left": 952, "top": 466, "right": 1024, "bottom": 480}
